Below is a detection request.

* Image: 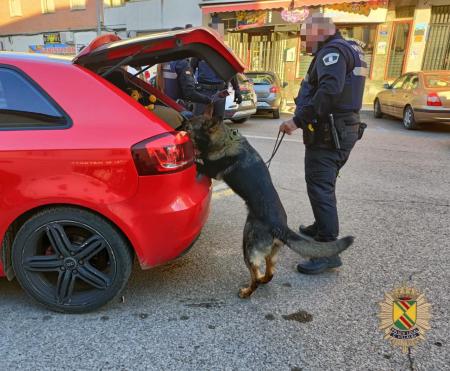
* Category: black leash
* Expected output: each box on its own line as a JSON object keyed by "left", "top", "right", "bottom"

{"left": 265, "top": 130, "right": 286, "bottom": 168}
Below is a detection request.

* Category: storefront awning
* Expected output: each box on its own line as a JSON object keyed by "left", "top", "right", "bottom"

{"left": 200, "top": 0, "right": 383, "bottom": 14}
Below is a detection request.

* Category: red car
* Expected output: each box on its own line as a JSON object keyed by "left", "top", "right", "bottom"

{"left": 0, "top": 27, "right": 243, "bottom": 313}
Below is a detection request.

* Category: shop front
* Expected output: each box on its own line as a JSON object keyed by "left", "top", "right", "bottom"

{"left": 200, "top": 0, "right": 389, "bottom": 103}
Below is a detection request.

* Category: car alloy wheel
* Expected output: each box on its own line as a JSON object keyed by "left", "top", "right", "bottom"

{"left": 403, "top": 106, "right": 418, "bottom": 130}
{"left": 12, "top": 207, "right": 133, "bottom": 313}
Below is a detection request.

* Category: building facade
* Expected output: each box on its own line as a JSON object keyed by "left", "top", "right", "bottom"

{"left": 104, "top": 0, "right": 203, "bottom": 37}
{"left": 0, "top": 0, "right": 204, "bottom": 54}
{"left": 0, "top": 0, "right": 100, "bottom": 54}
{"left": 200, "top": 0, "right": 450, "bottom": 103}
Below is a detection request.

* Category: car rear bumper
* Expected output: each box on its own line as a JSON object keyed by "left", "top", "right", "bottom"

{"left": 226, "top": 108, "right": 257, "bottom": 119}
{"left": 256, "top": 94, "right": 281, "bottom": 110}
{"left": 107, "top": 166, "right": 212, "bottom": 269}
{"left": 414, "top": 107, "right": 450, "bottom": 123}
{"left": 225, "top": 100, "right": 257, "bottom": 119}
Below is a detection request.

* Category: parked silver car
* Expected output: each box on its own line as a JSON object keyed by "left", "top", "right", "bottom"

{"left": 246, "top": 71, "right": 287, "bottom": 119}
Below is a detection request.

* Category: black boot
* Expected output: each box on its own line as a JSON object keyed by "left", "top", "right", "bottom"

{"left": 297, "top": 256, "right": 342, "bottom": 275}
{"left": 299, "top": 223, "right": 318, "bottom": 238}
{"left": 296, "top": 232, "right": 342, "bottom": 274}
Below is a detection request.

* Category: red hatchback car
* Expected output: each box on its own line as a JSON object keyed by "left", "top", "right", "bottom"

{"left": 0, "top": 28, "right": 243, "bottom": 313}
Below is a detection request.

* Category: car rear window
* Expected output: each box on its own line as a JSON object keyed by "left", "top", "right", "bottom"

{"left": 247, "top": 74, "right": 275, "bottom": 85}
{"left": 424, "top": 74, "right": 450, "bottom": 88}
{"left": 0, "top": 67, "right": 68, "bottom": 129}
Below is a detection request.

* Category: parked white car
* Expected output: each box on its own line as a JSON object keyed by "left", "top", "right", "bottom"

{"left": 224, "top": 73, "right": 257, "bottom": 124}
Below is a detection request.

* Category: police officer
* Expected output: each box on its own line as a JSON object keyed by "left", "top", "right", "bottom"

{"left": 191, "top": 58, "right": 242, "bottom": 120}
{"left": 161, "top": 58, "right": 213, "bottom": 110}
{"left": 280, "top": 13, "right": 367, "bottom": 275}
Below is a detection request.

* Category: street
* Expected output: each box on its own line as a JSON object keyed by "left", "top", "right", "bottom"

{"left": 1, "top": 113, "right": 449, "bottom": 370}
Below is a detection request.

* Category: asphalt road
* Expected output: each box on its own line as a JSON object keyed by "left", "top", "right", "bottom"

{"left": 1, "top": 113, "right": 449, "bottom": 370}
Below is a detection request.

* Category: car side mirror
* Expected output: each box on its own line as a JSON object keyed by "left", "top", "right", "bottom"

{"left": 282, "top": 82, "right": 288, "bottom": 88}
{"left": 383, "top": 83, "right": 391, "bottom": 89}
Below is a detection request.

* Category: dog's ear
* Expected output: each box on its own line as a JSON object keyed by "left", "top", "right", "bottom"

{"left": 203, "top": 103, "right": 214, "bottom": 120}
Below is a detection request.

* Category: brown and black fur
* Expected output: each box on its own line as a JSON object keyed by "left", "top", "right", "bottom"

{"left": 185, "top": 109, "right": 354, "bottom": 298}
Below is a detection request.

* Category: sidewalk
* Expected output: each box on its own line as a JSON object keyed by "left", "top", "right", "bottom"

{"left": 283, "top": 103, "right": 373, "bottom": 114}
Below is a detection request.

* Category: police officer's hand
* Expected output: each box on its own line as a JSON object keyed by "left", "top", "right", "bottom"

{"left": 280, "top": 118, "right": 298, "bottom": 135}
{"left": 234, "top": 92, "right": 243, "bottom": 104}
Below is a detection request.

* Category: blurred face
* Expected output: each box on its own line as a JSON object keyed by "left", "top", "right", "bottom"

{"left": 300, "top": 15, "right": 336, "bottom": 54}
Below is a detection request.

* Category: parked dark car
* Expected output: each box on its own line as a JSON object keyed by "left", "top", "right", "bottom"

{"left": 246, "top": 71, "right": 287, "bottom": 119}
{"left": 224, "top": 73, "right": 257, "bottom": 124}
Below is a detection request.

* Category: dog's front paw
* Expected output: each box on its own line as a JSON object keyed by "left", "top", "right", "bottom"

{"left": 239, "top": 287, "right": 253, "bottom": 299}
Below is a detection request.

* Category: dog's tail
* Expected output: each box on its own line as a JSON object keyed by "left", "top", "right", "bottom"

{"left": 285, "top": 229, "right": 354, "bottom": 258}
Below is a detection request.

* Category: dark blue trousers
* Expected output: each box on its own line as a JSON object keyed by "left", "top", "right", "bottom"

{"left": 304, "top": 120, "right": 359, "bottom": 241}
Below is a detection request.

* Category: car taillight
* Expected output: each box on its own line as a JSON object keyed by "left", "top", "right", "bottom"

{"left": 427, "top": 92, "right": 442, "bottom": 106}
{"left": 131, "top": 131, "right": 194, "bottom": 175}
{"left": 270, "top": 86, "right": 279, "bottom": 93}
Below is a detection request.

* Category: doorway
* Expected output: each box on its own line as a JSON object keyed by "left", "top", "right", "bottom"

{"left": 386, "top": 21, "right": 412, "bottom": 80}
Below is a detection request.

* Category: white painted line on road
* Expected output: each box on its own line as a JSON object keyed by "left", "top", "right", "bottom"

{"left": 212, "top": 188, "right": 234, "bottom": 200}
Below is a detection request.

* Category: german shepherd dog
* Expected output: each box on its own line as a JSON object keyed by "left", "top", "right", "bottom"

{"left": 185, "top": 107, "right": 354, "bottom": 298}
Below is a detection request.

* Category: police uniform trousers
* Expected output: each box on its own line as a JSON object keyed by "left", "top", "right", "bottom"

{"left": 304, "top": 112, "right": 360, "bottom": 241}
{"left": 193, "top": 83, "right": 226, "bottom": 120}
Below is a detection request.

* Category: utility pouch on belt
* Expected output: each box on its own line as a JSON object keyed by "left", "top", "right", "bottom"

{"left": 303, "top": 120, "right": 317, "bottom": 146}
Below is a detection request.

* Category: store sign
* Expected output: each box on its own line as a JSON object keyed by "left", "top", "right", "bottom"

{"left": 326, "top": 0, "right": 388, "bottom": 17}
{"left": 29, "top": 44, "right": 76, "bottom": 55}
{"left": 413, "top": 23, "right": 427, "bottom": 43}
{"left": 43, "top": 33, "right": 61, "bottom": 44}
{"left": 236, "top": 10, "right": 267, "bottom": 26}
{"left": 281, "top": 8, "right": 309, "bottom": 23}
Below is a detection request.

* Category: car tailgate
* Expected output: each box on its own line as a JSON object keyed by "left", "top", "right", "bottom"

{"left": 73, "top": 27, "right": 244, "bottom": 82}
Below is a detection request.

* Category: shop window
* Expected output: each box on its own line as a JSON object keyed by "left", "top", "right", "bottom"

{"left": 395, "top": 6, "right": 415, "bottom": 19}
{"left": 9, "top": 0, "right": 22, "bottom": 17}
{"left": 70, "top": 0, "right": 86, "bottom": 10}
{"left": 104, "top": 0, "right": 125, "bottom": 7}
{"left": 337, "top": 25, "right": 376, "bottom": 76}
{"left": 387, "top": 22, "right": 412, "bottom": 79}
{"left": 423, "top": 6, "right": 450, "bottom": 71}
{"left": 41, "top": 0, "right": 55, "bottom": 14}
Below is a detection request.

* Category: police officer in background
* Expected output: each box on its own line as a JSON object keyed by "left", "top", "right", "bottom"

{"left": 280, "top": 13, "right": 367, "bottom": 275}
{"left": 160, "top": 58, "right": 213, "bottom": 110}
{"left": 191, "top": 58, "right": 242, "bottom": 120}
{"left": 157, "top": 26, "right": 213, "bottom": 112}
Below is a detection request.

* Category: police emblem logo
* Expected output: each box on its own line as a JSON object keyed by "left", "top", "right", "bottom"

{"left": 378, "top": 284, "right": 431, "bottom": 353}
{"left": 322, "top": 52, "right": 339, "bottom": 66}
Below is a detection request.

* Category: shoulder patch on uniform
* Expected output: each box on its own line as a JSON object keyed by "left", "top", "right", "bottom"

{"left": 322, "top": 52, "right": 340, "bottom": 66}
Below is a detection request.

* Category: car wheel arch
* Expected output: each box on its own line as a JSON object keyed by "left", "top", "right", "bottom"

{"left": 1, "top": 203, "right": 135, "bottom": 281}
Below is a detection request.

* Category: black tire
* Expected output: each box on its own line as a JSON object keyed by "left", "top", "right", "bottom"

{"left": 272, "top": 109, "right": 280, "bottom": 119}
{"left": 403, "top": 105, "right": 418, "bottom": 130}
{"left": 374, "top": 99, "right": 383, "bottom": 118}
{"left": 231, "top": 117, "right": 248, "bottom": 124}
{"left": 12, "top": 207, "right": 133, "bottom": 313}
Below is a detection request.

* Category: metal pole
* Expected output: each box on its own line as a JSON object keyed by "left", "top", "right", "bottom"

{"left": 96, "top": 0, "right": 102, "bottom": 35}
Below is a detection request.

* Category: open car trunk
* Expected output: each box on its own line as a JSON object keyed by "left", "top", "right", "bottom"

{"left": 73, "top": 27, "right": 244, "bottom": 83}
{"left": 72, "top": 27, "right": 244, "bottom": 129}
